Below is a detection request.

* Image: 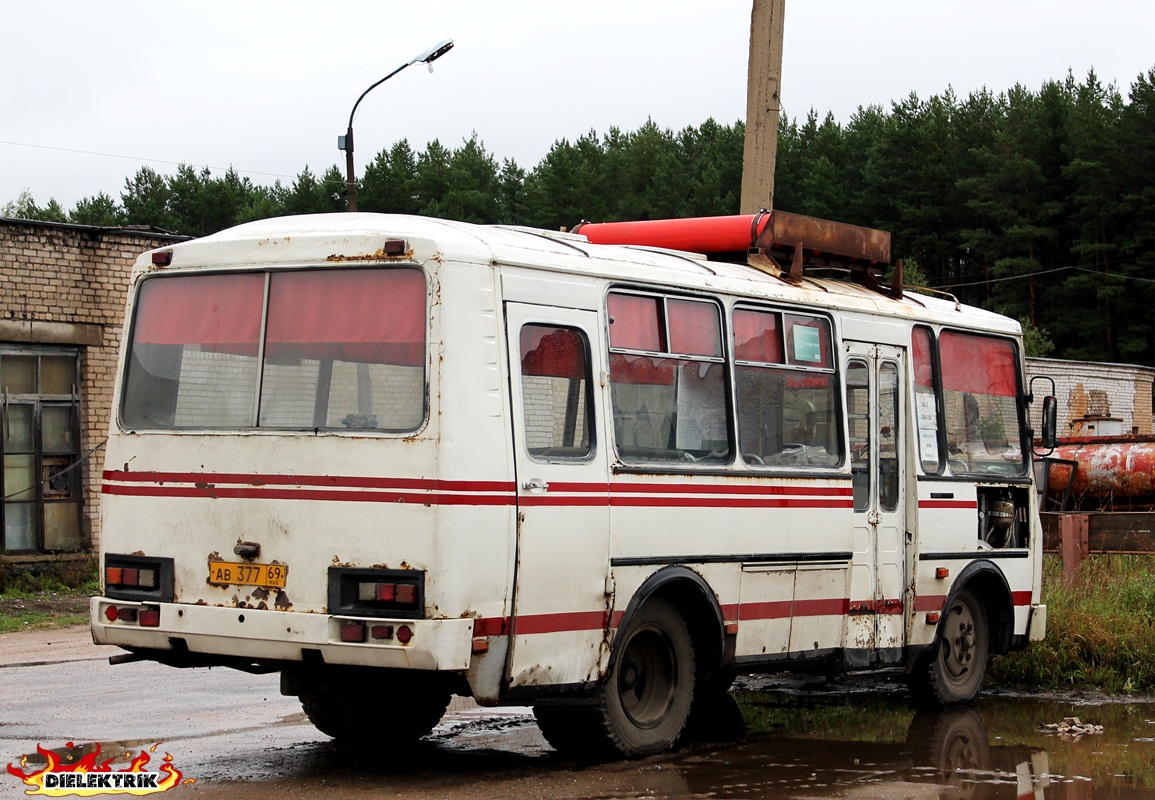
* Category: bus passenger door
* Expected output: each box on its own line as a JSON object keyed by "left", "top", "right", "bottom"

{"left": 845, "top": 342, "right": 906, "bottom": 667}
{"left": 503, "top": 303, "right": 611, "bottom": 689}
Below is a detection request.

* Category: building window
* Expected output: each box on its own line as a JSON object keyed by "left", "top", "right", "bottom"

{"left": 1, "top": 349, "right": 83, "bottom": 553}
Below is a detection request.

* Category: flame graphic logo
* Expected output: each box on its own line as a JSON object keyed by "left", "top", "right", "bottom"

{"left": 5, "top": 742, "right": 193, "bottom": 796}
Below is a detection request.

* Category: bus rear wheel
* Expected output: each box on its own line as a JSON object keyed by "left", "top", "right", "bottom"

{"left": 909, "top": 588, "right": 989, "bottom": 707}
{"left": 299, "top": 670, "right": 451, "bottom": 745}
{"left": 596, "top": 598, "right": 696, "bottom": 757}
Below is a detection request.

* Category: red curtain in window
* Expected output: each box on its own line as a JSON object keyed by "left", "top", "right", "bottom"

{"left": 912, "top": 326, "right": 935, "bottom": 388}
{"left": 785, "top": 372, "right": 836, "bottom": 391}
{"left": 521, "top": 326, "right": 585, "bottom": 379}
{"left": 733, "top": 309, "right": 783, "bottom": 363}
{"left": 265, "top": 269, "right": 426, "bottom": 366}
{"left": 133, "top": 273, "right": 264, "bottom": 354}
{"left": 609, "top": 353, "right": 674, "bottom": 386}
{"left": 608, "top": 294, "right": 663, "bottom": 351}
{"left": 667, "top": 299, "right": 721, "bottom": 357}
{"left": 939, "top": 331, "right": 1018, "bottom": 397}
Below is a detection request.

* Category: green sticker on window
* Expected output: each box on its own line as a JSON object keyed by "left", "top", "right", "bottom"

{"left": 793, "top": 325, "right": 822, "bottom": 363}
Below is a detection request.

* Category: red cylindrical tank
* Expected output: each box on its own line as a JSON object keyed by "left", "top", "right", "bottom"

{"left": 1046, "top": 437, "right": 1155, "bottom": 502}
{"left": 573, "top": 214, "right": 770, "bottom": 254}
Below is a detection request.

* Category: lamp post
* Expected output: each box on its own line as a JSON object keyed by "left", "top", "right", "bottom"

{"left": 339, "top": 39, "right": 454, "bottom": 212}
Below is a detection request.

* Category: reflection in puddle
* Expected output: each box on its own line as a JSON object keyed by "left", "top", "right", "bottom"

{"left": 23, "top": 690, "right": 1155, "bottom": 799}
{"left": 17, "top": 739, "right": 158, "bottom": 767}
{"left": 710, "top": 685, "right": 1155, "bottom": 799}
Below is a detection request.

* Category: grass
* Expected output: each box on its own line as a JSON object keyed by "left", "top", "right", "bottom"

{"left": 989, "top": 553, "right": 1155, "bottom": 694}
{"left": 0, "top": 557, "right": 97, "bottom": 634}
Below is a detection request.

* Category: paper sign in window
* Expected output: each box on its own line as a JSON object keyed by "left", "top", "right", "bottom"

{"left": 792, "top": 325, "right": 822, "bottom": 364}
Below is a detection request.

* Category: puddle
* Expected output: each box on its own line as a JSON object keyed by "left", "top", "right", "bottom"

{"left": 12, "top": 681, "right": 1155, "bottom": 799}
{"left": 700, "top": 681, "right": 1155, "bottom": 798}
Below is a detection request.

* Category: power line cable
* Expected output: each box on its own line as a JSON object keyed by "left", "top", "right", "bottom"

{"left": 932, "top": 264, "right": 1155, "bottom": 290}
{"left": 0, "top": 139, "right": 324, "bottom": 185}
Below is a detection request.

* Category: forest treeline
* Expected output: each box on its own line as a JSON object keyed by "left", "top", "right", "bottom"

{"left": 7, "top": 68, "right": 1155, "bottom": 365}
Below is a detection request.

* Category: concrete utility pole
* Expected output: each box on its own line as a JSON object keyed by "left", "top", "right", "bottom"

{"left": 740, "top": 0, "right": 786, "bottom": 215}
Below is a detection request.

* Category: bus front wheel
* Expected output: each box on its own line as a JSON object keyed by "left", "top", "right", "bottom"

{"left": 597, "top": 598, "right": 696, "bottom": 757}
{"left": 910, "top": 587, "right": 989, "bottom": 706}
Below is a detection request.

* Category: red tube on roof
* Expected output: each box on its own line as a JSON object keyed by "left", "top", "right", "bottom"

{"left": 573, "top": 213, "right": 769, "bottom": 254}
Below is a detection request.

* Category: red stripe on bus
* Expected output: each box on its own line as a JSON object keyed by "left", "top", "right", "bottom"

{"left": 104, "top": 482, "right": 852, "bottom": 510}
{"left": 103, "top": 473, "right": 854, "bottom": 509}
{"left": 609, "top": 483, "right": 853, "bottom": 497}
{"left": 522, "top": 495, "right": 852, "bottom": 509}
{"left": 736, "top": 600, "right": 793, "bottom": 620}
{"left": 918, "top": 500, "right": 979, "bottom": 509}
{"left": 103, "top": 470, "right": 514, "bottom": 494}
{"left": 610, "top": 496, "right": 853, "bottom": 509}
{"left": 477, "top": 599, "right": 855, "bottom": 638}
{"left": 102, "top": 483, "right": 514, "bottom": 506}
{"left": 511, "top": 611, "right": 612, "bottom": 635}
{"left": 474, "top": 592, "right": 1021, "bottom": 639}
{"left": 915, "top": 591, "right": 1032, "bottom": 613}
{"left": 468, "top": 591, "right": 1031, "bottom": 639}
{"left": 104, "top": 471, "right": 851, "bottom": 497}
{"left": 474, "top": 611, "right": 614, "bottom": 637}
{"left": 736, "top": 598, "right": 852, "bottom": 621}
{"left": 914, "top": 594, "right": 947, "bottom": 612}
{"left": 847, "top": 598, "right": 905, "bottom": 615}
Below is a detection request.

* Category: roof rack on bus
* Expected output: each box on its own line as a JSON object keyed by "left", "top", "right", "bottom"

{"left": 572, "top": 211, "right": 903, "bottom": 300}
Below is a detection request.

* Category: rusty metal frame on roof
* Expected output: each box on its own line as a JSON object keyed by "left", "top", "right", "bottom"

{"left": 749, "top": 210, "right": 902, "bottom": 299}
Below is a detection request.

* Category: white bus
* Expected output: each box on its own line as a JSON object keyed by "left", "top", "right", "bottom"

{"left": 92, "top": 211, "right": 1051, "bottom": 757}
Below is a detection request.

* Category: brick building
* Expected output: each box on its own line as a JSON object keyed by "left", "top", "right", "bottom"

{"left": 1026, "top": 357, "right": 1155, "bottom": 438}
{"left": 1, "top": 218, "right": 184, "bottom": 564}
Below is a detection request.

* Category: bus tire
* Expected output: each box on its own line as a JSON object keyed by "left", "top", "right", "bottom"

{"left": 909, "top": 587, "right": 989, "bottom": 707}
{"left": 300, "top": 674, "right": 451, "bottom": 744}
{"left": 533, "top": 705, "right": 611, "bottom": 758}
{"left": 596, "top": 598, "right": 695, "bottom": 757}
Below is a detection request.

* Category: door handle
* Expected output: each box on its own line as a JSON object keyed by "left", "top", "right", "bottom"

{"left": 522, "top": 478, "right": 549, "bottom": 492}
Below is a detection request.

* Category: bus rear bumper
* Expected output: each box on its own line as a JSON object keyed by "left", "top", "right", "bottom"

{"left": 90, "top": 597, "right": 474, "bottom": 671}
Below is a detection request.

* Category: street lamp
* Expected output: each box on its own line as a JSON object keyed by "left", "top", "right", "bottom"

{"left": 338, "top": 39, "right": 454, "bottom": 212}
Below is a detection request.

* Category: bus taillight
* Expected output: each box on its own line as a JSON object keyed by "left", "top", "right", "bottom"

{"left": 329, "top": 567, "right": 425, "bottom": 619}
{"left": 357, "top": 582, "right": 419, "bottom": 605}
{"left": 340, "top": 622, "right": 367, "bottom": 643}
{"left": 106, "top": 566, "right": 158, "bottom": 590}
{"left": 103, "top": 554, "right": 174, "bottom": 603}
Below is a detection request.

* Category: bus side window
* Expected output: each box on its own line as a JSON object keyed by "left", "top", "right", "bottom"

{"left": 846, "top": 359, "right": 870, "bottom": 511}
{"left": 519, "top": 325, "right": 593, "bottom": 459}
{"left": 734, "top": 307, "right": 840, "bottom": 468}
{"left": 607, "top": 292, "right": 729, "bottom": 464}
{"left": 912, "top": 325, "right": 943, "bottom": 474}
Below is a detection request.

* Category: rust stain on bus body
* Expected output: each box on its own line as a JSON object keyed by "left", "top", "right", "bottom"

{"left": 325, "top": 246, "right": 415, "bottom": 263}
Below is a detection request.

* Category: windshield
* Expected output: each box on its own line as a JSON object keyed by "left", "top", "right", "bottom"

{"left": 121, "top": 268, "right": 427, "bottom": 431}
{"left": 938, "top": 330, "right": 1026, "bottom": 476}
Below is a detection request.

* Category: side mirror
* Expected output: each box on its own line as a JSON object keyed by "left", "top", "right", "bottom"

{"left": 1027, "top": 375, "right": 1059, "bottom": 456}
{"left": 1041, "top": 395, "right": 1058, "bottom": 450}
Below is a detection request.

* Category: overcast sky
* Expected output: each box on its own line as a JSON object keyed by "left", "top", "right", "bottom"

{"left": 3, "top": 1, "right": 1153, "bottom": 210}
